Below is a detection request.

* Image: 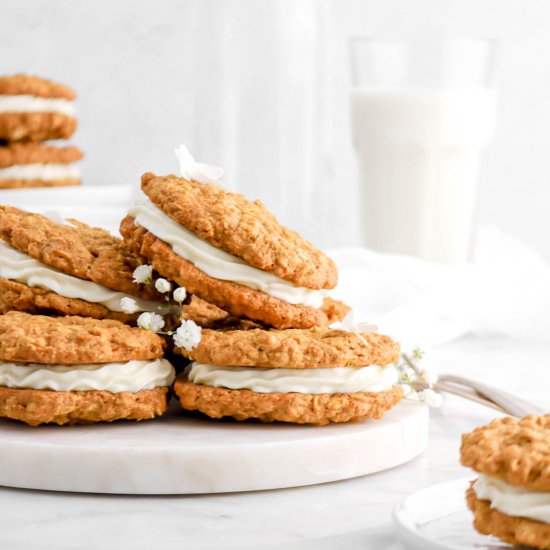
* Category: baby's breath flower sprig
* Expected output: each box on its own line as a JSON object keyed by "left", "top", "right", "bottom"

{"left": 173, "top": 320, "right": 202, "bottom": 351}
{"left": 395, "top": 348, "right": 443, "bottom": 408}
{"left": 132, "top": 265, "right": 153, "bottom": 285}
{"left": 173, "top": 287, "right": 187, "bottom": 303}
{"left": 155, "top": 278, "right": 171, "bottom": 294}
{"left": 137, "top": 312, "right": 165, "bottom": 332}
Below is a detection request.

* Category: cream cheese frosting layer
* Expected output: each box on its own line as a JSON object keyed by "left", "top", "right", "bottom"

{"left": 0, "top": 95, "right": 75, "bottom": 116}
{"left": 0, "top": 240, "right": 169, "bottom": 314}
{"left": 474, "top": 474, "right": 550, "bottom": 524}
{"left": 0, "top": 163, "right": 80, "bottom": 181}
{"left": 186, "top": 363, "right": 398, "bottom": 394}
{"left": 127, "top": 198, "right": 327, "bottom": 308}
{"left": 0, "top": 358, "right": 175, "bottom": 393}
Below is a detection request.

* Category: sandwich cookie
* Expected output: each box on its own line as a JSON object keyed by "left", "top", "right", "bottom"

{"left": 0, "top": 143, "right": 83, "bottom": 189}
{"left": 121, "top": 171, "right": 349, "bottom": 329}
{"left": 0, "top": 206, "right": 170, "bottom": 323}
{"left": 0, "top": 312, "right": 174, "bottom": 425}
{"left": 461, "top": 415, "right": 550, "bottom": 549}
{"left": 173, "top": 327, "right": 402, "bottom": 425}
{"left": 0, "top": 74, "right": 77, "bottom": 142}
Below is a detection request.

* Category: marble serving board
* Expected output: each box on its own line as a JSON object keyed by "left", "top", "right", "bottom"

{"left": 0, "top": 401, "right": 429, "bottom": 495}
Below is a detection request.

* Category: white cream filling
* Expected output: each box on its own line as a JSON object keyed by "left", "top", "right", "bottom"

{"left": 0, "top": 358, "right": 175, "bottom": 393}
{"left": 0, "top": 95, "right": 74, "bottom": 116}
{"left": 0, "top": 240, "right": 170, "bottom": 314}
{"left": 0, "top": 163, "right": 80, "bottom": 181}
{"left": 127, "top": 198, "right": 327, "bottom": 307}
{"left": 474, "top": 474, "right": 550, "bottom": 524}
{"left": 186, "top": 362, "right": 398, "bottom": 394}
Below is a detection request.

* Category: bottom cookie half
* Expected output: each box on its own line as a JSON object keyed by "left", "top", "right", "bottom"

{"left": 0, "top": 385, "right": 169, "bottom": 426}
{"left": 174, "top": 378, "right": 402, "bottom": 425}
{"left": 466, "top": 483, "right": 550, "bottom": 549}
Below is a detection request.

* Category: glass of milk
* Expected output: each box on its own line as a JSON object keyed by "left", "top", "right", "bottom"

{"left": 350, "top": 38, "right": 497, "bottom": 265}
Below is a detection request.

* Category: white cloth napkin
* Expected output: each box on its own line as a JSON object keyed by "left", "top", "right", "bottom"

{"left": 330, "top": 226, "right": 550, "bottom": 349}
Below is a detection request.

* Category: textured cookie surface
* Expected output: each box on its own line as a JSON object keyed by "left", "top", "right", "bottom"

{"left": 466, "top": 483, "right": 550, "bottom": 549}
{"left": 174, "top": 377, "right": 402, "bottom": 425}
{"left": 461, "top": 415, "right": 550, "bottom": 491}
{"left": 140, "top": 172, "right": 337, "bottom": 289}
{"left": 176, "top": 327, "right": 400, "bottom": 369}
{"left": 0, "top": 112, "right": 77, "bottom": 142}
{"left": 0, "top": 143, "right": 83, "bottom": 168}
{"left": 0, "top": 278, "right": 134, "bottom": 323}
{"left": 0, "top": 206, "right": 160, "bottom": 301}
{"left": 0, "top": 74, "right": 76, "bottom": 99}
{"left": 0, "top": 386, "right": 169, "bottom": 426}
{"left": 0, "top": 178, "right": 80, "bottom": 189}
{"left": 0, "top": 312, "right": 164, "bottom": 364}
{"left": 121, "top": 216, "right": 344, "bottom": 329}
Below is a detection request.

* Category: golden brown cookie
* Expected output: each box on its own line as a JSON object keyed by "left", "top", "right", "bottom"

{"left": 0, "top": 74, "right": 77, "bottom": 142}
{"left": 0, "top": 74, "right": 76, "bottom": 100}
{"left": 466, "top": 482, "right": 550, "bottom": 549}
{"left": 0, "top": 206, "right": 160, "bottom": 301}
{"left": 0, "top": 111, "right": 77, "bottom": 143}
{"left": 140, "top": 172, "right": 337, "bottom": 289}
{"left": 0, "top": 312, "right": 164, "bottom": 364}
{"left": 0, "top": 385, "right": 169, "bottom": 426}
{"left": 461, "top": 415, "right": 550, "bottom": 491}
{"left": 174, "top": 376, "right": 402, "bottom": 425}
{"left": 121, "top": 216, "right": 347, "bottom": 329}
{"left": 0, "top": 143, "right": 82, "bottom": 188}
{"left": 0, "top": 143, "right": 83, "bottom": 168}
{"left": 175, "top": 326, "right": 400, "bottom": 369}
{"left": 0, "top": 278, "right": 135, "bottom": 323}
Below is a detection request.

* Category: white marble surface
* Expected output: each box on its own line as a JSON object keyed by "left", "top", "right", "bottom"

{"left": 0, "top": 401, "right": 428, "bottom": 495}
{"left": 0, "top": 335, "right": 547, "bottom": 549}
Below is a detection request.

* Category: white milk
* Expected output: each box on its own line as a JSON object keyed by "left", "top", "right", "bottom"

{"left": 351, "top": 88, "right": 497, "bottom": 264}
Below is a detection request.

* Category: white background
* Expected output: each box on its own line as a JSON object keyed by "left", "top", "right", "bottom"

{"left": 2, "top": 0, "right": 550, "bottom": 259}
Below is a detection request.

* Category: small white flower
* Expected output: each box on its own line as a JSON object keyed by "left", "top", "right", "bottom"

{"left": 137, "top": 312, "right": 165, "bottom": 332}
{"left": 419, "top": 367, "right": 438, "bottom": 386}
{"left": 133, "top": 265, "right": 153, "bottom": 285}
{"left": 154, "top": 278, "right": 171, "bottom": 293}
{"left": 406, "top": 390, "right": 421, "bottom": 401}
{"left": 173, "top": 320, "right": 202, "bottom": 351}
{"left": 418, "top": 388, "right": 443, "bottom": 408}
{"left": 173, "top": 287, "right": 187, "bottom": 303}
{"left": 120, "top": 297, "right": 140, "bottom": 314}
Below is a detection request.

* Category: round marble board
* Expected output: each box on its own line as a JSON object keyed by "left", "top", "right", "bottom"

{"left": 0, "top": 401, "right": 428, "bottom": 495}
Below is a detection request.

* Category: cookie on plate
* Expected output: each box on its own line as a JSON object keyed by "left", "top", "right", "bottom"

{"left": 0, "top": 143, "right": 83, "bottom": 189}
{"left": 120, "top": 172, "right": 349, "bottom": 329}
{"left": 0, "top": 74, "right": 77, "bottom": 142}
{"left": 461, "top": 415, "right": 550, "bottom": 549}
{"left": 0, "top": 312, "right": 175, "bottom": 425}
{"left": 173, "top": 326, "right": 402, "bottom": 425}
{"left": 0, "top": 205, "right": 171, "bottom": 323}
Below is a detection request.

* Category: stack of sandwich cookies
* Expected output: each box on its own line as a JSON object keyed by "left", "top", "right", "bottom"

{"left": 173, "top": 327, "right": 402, "bottom": 425}
{"left": 0, "top": 312, "right": 175, "bottom": 426}
{"left": 0, "top": 143, "right": 83, "bottom": 189}
{"left": 461, "top": 415, "right": 550, "bottom": 549}
{"left": 120, "top": 172, "right": 349, "bottom": 329}
{"left": 0, "top": 74, "right": 77, "bottom": 142}
{"left": 0, "top": 205, "right": 171, "bottom": 323}
{"left": 0, "top": 74, "right": 82, "bottom": 189}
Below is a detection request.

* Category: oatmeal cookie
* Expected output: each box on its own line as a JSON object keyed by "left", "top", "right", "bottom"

{"left": 0, "top": 311, "right": 164, "bottom": 364}
{"left": 0, "top": 206, "right": 160, "bottom": 301}
{"left": 174, "top": 377, "right": 402, "bottom": 425}
{"left": 140, "top": 172, "right": 337, "bottom": 289}
{"left": 121, "top": 216, "right": 346, "bottom": 329}
{"left": 461, "top": 415, "right": 550, "bottom": 491}
{"left": 0, "top": 385, "right": 169, "bottom": 426}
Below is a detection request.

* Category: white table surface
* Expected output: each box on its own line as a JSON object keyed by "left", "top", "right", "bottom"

{"left": 0, "top": 335, "right": 548, "bottom": 550}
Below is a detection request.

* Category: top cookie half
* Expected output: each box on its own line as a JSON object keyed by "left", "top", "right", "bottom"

{"left": 461, "top": 415, "right": 550, "bottom": 492}
{"left": 140, "top": 173, "right": 337, "bottom": 290}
